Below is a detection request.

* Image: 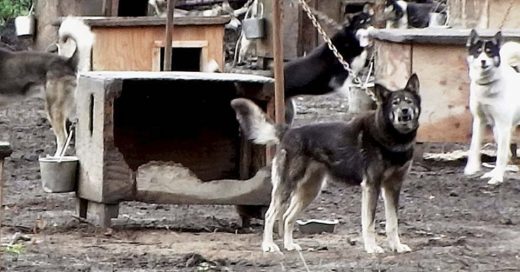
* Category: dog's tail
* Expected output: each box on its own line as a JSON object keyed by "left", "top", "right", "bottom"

{"left": 58, "top": 17, "right": 95, "bottom": 72}
{"left": 230, "top": 98, "right": 287, "bottom": 146}
{"left": 501, "top": 42, "right": 520, "bottom": 69}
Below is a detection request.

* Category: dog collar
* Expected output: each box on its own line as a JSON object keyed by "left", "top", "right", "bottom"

{"left": 475, "top": 78, "right": 497, "bottom": 86}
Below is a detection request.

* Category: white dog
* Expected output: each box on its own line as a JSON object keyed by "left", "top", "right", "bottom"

{"left": 464, "top": 29, "right": 520, "bottom": 184}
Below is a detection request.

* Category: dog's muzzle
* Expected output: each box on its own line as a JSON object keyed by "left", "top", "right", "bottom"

{"left": 393, "top": 107, "right": 418, "bottom": 133}
{"left": 398, "top": 108, "right": 413, "bottom": 122}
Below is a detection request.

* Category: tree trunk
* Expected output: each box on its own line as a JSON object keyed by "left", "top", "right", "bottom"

{"left": 34, "top": 0, "right": 103, "bottom": 51}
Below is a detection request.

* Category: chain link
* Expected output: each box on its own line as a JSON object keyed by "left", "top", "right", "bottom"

{"left": 296, "top": 0, "right": 377, "bottom": 102}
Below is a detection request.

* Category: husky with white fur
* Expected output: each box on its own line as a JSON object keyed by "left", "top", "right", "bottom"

{"left": 464, "top": 30, "right": 520, "bottom": 184}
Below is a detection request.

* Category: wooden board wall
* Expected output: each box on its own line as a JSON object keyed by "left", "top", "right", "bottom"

{"left": 91, "top": 25, "right": 225, "bottom": 71}
{"left": 257, "top": 0, "right": 343, "bottom": 61}
{"left": 412, "top": 45, "right": 472, "bottom": 143}
{"left": 448, "top": 0, "right": 520, "bottom": 29}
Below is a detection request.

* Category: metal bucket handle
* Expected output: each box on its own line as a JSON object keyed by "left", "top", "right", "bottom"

{"left": 244, "top": 1, "right": 264, "bottom": 20}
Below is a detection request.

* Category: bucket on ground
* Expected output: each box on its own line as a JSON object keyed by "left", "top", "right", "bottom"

{"left": 39, "top": 156, "right": 78, "bottom": 193}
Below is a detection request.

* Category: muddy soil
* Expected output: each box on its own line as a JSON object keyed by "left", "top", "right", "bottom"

{"left": 1, "top": 93, "right": 519, "bottom": 272}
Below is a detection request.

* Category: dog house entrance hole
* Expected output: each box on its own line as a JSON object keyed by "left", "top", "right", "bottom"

{"left": 160, "top": 47, "right": 201, "bottom": 71}
{"left": 154, "top": 41, "right": 208, "bottom": 72}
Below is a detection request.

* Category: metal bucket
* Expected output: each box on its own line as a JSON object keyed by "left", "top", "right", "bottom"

{"left": 429, "top": 13, "right": 447, "bottom": 28}
{"left": 39, "top": 156, "right": 78, "bottom": 193}
{"left": 14, "top": 15, "right": 35, "bottom": 36}
{"left": 242, "top": 3, "right": 265, "bottom": 39}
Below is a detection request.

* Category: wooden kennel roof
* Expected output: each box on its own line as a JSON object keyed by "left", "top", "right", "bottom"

{"left": 81, "top": 71, "right": 275, "bottom": 84}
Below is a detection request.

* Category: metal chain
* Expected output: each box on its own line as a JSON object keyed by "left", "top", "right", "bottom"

{"left": 296, "top": 0, "right": 377, "bottom": 102}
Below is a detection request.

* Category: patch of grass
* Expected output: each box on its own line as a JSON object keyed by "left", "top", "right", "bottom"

{"left": 4, "top": 243, "right": 25, "bottom": 255}
{"left": 0, "top": 0, "right": 32, "bottom": 25}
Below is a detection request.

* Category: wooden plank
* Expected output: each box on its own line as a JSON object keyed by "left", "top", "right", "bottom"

{"left": 135, "top": 162, "right": 271, "bottom": 205}
{"left": 82, "top": 71, "right": 274, "bottom": 83}
{"left": 87, "top": 201, "right": 119, "bottom": 228}
{"left": 257, "top": 0, "right": 301, "bottom": 60}
{"left": 91, "top": 24, "right": 225, "bottom": 71}
{"left": 412, "top": 45, "right": 472, "bottom": 143}
{"left": 76, "top": 77, "right": 109, "bottom": 203}
{"left": 370, "top": 29, "right": 520, "bottom": 46}
{"left": 102, "top": 80, "right": 135, "bottom": 203}
{"left": 91, "top": 25, "right": 225, "bottom": 71}
{"left": 76, "top": 77, "right": 133, "bottom": 203}
{"left": 374, "top": 40, "right": 411, "bottom": 90}
{"left": 78, "top": 16, "right": 231, "bottom": 27}
{"left": 271, "top": 0, "right": 285, "bottom": 125}
{"left": 163, "top": 0, "right": 176, "bottom": 71}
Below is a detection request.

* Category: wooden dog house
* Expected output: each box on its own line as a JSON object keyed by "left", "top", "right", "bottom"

{"left": 81, "top": 16, "right": 230, "bottom": 71}
{"left": 75, "top": 71, "right": 275, "bottom": 227}
{"left": 371, "top": 28, "right": 520, "bottom": 143}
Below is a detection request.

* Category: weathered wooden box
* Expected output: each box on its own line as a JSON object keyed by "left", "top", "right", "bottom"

{"left": 81, "top": 16, "right": 229, "bottom": 71}
{"left": 75, "top": 71, "right": 275, "bottom": 226}
{"left": 371, "top": 28, "right": 520, "bottom": 143}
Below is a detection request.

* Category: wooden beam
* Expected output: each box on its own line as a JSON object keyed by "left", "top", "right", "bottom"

{"left": 0, "top": 142, "right": 12, "bottom": 244}
{"left": 271, "top": 0, "right": 285, "bottom": 124}
{"left": 163, "top": 0, "right": 176, "bottom": 71}
{"left": 373, "top": 0, "right": 386, "bottom": 28}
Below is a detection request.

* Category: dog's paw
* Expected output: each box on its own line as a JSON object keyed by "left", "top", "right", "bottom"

{"left": 464, "top": 163, "right": 481, "bottom": 175}
{"left": 365, "top": 244, "right": 385, "bottom": 254}
{"left": 262, "top": 241, "right": 281, "bottom": 253}
{"left": 481, "top": 170, "right": 503, "bottom": 185}
{"left": 390, "top": 242, "right": 411, "bottom": 253}
{"left": 284, "top": 242, "right": 302, "bottom": 251}
{"left": 486, "top": 177, "right": 503, "bottom": 185}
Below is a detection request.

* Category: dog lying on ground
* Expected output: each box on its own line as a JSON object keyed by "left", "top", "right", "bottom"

{"left": 0, "top": 17, "right": 94, "bottom": 156}
{"left": 464, "top": 30, "right": 520, "bottom": 185}
{"left": 384, "top": 0, "right": 446, "bottom": 29}
{"left": 231, "top": 74, "right": 421, "bottom": 253}
{"left": 283, "top": 11, "right": 372, "bottom": 124}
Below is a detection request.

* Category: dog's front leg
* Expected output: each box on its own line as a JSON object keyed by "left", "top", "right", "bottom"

{"left": 482, "top": 122, "right": 512, "bottom": 184}
{"left": 465, "top": 116, "right": 485, "bottom": 175}
{"left": 382, "top": 182, "right": 411, "bottom": 253}
{"left": 361, "top": 178, "right": 384, "bottom": 253}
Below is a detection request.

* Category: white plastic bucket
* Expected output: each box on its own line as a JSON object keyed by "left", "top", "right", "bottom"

{"left": 39, "top": 156, "right": 78, "bottom": 193}
{"left": 14, "top": 15, "right": 35, "bottom": 36}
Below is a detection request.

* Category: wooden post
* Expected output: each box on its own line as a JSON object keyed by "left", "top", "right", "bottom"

{"left": 271, "top": 0, "right": 285, "bottom": 125}
{"left": 0, "top": 142, "right": 12, "bottom": 244}
{"left": 373, "top": 0, "right": 386, "bottom": 28}
{"left": 163, "top": 0, "right": 176, "bottom": 71}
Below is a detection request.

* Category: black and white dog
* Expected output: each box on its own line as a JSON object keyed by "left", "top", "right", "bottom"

{"left": 283, "top": 11, "right": 372, "bottom": 123}
{"left": 231, "top": 74, "right": 421, "bottom": 253}
{"left": 464, "top": 30, "right": 520, "bottom": 185}
{"left": 384, "top": 0, "right": 445, "bottom": 29}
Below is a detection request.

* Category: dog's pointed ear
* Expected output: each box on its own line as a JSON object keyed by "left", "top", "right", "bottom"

{"left": 493, "top": 31, "right": 503, "bottom": 46}
{"left": 405, "top": 73, "right": 420, "bottom": 94}
{"left": 363, "top": 3, "right": 375, "bottom": 16}
{"left": 467, "top": 29, "right": 479, "bottom": 47}
{"left": 374, "top": 83, "right": 391, "bottom": 103}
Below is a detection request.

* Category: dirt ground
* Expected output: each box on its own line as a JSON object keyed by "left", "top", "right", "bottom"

{"left": 1, "top": 94, "right": 519, "bottom": 272}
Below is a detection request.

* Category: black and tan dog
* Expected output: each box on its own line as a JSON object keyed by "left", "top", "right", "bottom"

{"left": 231, "top": 74, "right": 421, "bottom": 254}
{"left": 0, "top": 17, "right": 94, "bottom": 156}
